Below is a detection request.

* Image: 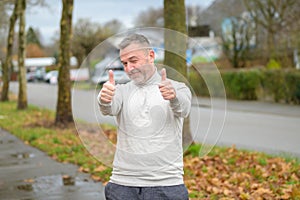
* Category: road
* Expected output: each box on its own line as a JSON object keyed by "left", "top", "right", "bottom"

{"left": 9, "top": 82, "right": 300, "bottom": 158}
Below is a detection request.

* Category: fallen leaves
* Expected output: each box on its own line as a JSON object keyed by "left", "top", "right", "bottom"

{"left": 184, "top": 145, "right": 300, "bottom": 199}
{"left": 1, "top": 101, "right": 299, "bottom": 199}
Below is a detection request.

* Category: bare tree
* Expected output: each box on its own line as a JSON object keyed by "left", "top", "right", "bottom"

{"left": 55, "top": 0, "right": 73, "bottom": 127}
{"left": 1, "top": 0, "right": 47, "bottom": 102}
{"left": 72, "top": 18, "right": 102, "bottom": 72}
{"left": 222, "top": 14, "right": 256, "bottom": 68}
{"left": 198, "top": 0, "right": 246, "bottom": 36}
{"left": 186, "top": 5, "right": 203, "bottom": 27}
{"left": 0, "top": 1, "right": 13, "bottom": 61}
{"left": 243, "top": 0, "right": 298, "bottom": 60}
{"left": 1, "top": 0, "right": 19, "bottom": 102}
{"left": 72, "top": 18, "right": 122, "bottom": 78}
{"left": 103, "top": 19, "right": 124, "bottom": 35}
{"left": 17, "top": 0, "right": 27, "bottom": 109}
{"left": 134, "top": 7, "right": 164, "bottom": 27}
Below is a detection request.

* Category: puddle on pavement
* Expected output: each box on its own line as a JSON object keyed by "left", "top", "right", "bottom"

{"left": 0, "top": 139, "right": 14, "bottom": 144}
{"left": 62, "top": 175, "right": 75, "bottom": 186}
{"left": 17, "top": 184, "right": 33, "bottom": 191}
{"left": 11, "top": 152, "right": 35, "bottom": 159}
{"left": 16, "top": 174, "right": 86, "bottom": 193}
{"left": 0, "top": 160, "right": 29, "bottom": 167}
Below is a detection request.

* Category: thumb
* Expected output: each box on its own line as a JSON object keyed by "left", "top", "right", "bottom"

{"left": 161, "top": 68, "right": 167, "bottom": 81}
{"left": 109, "top": 70, "right": 115, "bottom": 85}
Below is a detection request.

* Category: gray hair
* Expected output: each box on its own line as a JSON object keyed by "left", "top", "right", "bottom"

{"left": 118, "top": 34, "right": 151, "bottom": 50}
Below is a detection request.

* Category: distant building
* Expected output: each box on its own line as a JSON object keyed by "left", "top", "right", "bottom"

{"left": 188, "top": 25, "right": 210, "bottom": 37}
{"left": 189, "top": 36, "right": 223, "bottom": 63}
{"left": 12, "top": 56, "right": 78, "bottom": 82}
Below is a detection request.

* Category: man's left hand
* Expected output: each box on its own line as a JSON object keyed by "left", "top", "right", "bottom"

{"left": 159, "top": 68, "right": 176, "bottom": 100}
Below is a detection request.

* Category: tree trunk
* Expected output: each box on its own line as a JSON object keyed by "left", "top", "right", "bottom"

{"left": 164, "top": 0, "right": 193, "bottom": 148}
{"left": 164, "top": 0, "right": 187, "bottom": 77}
{"left": 17, "top": 0, "right": 27, "bottom": 110}
{"left": 1, "top": 0, "right": 19, "bottom": 102}
{"left": 55, "top": 0, "right": 74, "bottom": 127}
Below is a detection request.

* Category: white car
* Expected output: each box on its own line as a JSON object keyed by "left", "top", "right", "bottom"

{"left": 44, "top": 70, "right": 58, "bottom": 84}
{"left": 97, "top": 70, "right": 130, "bottom": 85}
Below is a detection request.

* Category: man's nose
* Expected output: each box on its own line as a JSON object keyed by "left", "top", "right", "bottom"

{"left": 126, "top": 62, "right": 135, "bottom": 71}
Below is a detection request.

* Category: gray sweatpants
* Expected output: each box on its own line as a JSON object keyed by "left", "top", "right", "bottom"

{"left": 105, "top": 182, "right": 189, "bottom": 200}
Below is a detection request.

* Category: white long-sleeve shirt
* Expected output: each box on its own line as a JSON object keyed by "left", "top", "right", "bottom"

{"left": 99, "top": 70, "right": 192, "bottom": 187}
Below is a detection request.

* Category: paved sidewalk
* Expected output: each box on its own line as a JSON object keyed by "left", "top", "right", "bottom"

{"left": 194, "top": 97, "right": 300, "bottom": 118}
{"left": 0, "top": 128, "right": 105, "bottom": 200}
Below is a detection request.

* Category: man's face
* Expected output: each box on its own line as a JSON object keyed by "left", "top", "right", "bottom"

{"left": 120, "top": 43, "right": 155, "bottom": 84}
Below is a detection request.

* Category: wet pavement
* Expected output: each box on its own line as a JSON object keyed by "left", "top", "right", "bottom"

{"left": 0, "top": 128, "right": 106, "bottom": 200}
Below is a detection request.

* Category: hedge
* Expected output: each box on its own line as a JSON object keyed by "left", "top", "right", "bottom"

{"left": 189, "top": 68, "right": 300, "bottom": 104}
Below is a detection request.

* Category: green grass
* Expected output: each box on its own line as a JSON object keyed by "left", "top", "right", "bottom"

{"left": 1, "top": 100, "right": 300, "bottom": 199}
{"left": 0, "top": 100, "right": 111, "bottom": 182}
{"left": 72, "top": 81, "right": 97, "bottom": 90}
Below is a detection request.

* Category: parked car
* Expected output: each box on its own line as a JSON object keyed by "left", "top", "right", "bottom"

{"left": 26, "top": 71, "right": 36, "bottom": 82}
{"left": 44, "top": 70, "right": 58, "bottom": 84}
{"left": 97, "top": 70, "right": 130, "bottom": 85}
{"left": 26, "top": 67, "right": 46, "bottom": 82}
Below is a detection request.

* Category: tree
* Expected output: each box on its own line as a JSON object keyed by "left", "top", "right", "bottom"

{"left": 134, "top": 7, "right": 164, "bottom": 27}
{"left": 26, "top": 43, "right": 45, "bottom": 57}
{"left": 164, "top": 0, "right": 187, "bottom": 76}
{"left": 26, "top": 26, "right": 41, "bottom": 46}
{"left": 72, "top": 18, "right": 122, "bottom": 79}
{"left": 222, "top": 15, "right": 256, "bottom": 68}
{"left": 26, "top": 27, "right": 45, "bottom": 57}
{"left": 186, "top": 5, "right": 203, "bottom": 27}
{"left": 55, "top": 0, "right": 73, "bottom": 126}
{"left": 0, "top": 1, "right": 12, "bottom": 61}
{"left": 243, "top": 0, "right": 298, "bottom": 61}
{"left": 17, "top": 0, "right": 27, "bottom": 110}
{"left": 1, "top": 0, "right": 19, "bottom": 102}
{"left": 1, "top": 0, "right": 46, "bottom": 101}
{"left": 163, "top": 0, "right": 192, "bottom": 147}
{"left": 197, "top": 0, "right": 246, "bottom": 36}
{"left": 103, "top": 19, "right": 124, "bottom": 35}
{"left": 72, "top": 18, "right": 103, "bottom": 78}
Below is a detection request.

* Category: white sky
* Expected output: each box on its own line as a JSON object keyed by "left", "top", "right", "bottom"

{"left": 25, "top": 0, "right": 214, "bottom": 45}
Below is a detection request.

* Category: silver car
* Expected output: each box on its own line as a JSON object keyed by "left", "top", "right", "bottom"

{"left": 97, "top": 70, "right": 130, "bottom": 85}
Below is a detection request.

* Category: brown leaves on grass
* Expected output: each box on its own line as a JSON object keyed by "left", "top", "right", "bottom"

{"left": 11, "top": 105, "right": 299, "bottom": 199}
{"left": 184, "top": 145, "right": 300, "bottom": 199}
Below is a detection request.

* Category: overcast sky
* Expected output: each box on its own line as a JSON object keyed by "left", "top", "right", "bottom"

{"left": 25, "top": 0, "right": 214, "bottom": 45}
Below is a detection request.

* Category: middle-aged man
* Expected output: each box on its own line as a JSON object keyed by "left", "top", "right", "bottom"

{"left": 98, "top": 33, "right": 192, "bottom": 200}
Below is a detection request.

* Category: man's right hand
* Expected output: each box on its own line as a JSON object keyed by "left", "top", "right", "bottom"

{"left": 99, "top": 70, "right": 115, "bottom": 104}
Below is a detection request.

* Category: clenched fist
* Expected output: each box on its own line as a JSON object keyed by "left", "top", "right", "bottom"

{"left": 158, "top": 68, "right": 176, "bottom": 100}
{"left": 99, "top": 70, "right": 115, "bottom": 104}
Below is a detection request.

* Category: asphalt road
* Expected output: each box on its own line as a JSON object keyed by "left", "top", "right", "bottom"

{"left": 9, "top": 82, "right": 300, "bottom": 158}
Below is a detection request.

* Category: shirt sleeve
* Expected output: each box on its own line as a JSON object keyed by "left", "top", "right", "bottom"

{"left": 169, "top": 82, "right": 192, "bottom": 118}
{"left": 97, "top": 85, "right": 123, "bottom": 116}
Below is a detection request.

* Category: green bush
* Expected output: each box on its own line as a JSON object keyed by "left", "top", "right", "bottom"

{"left": 222, "top": 69, "right": 261, "bottom": 100}
{"left": 188, "top": 67, "right": 300, "bottom": 104}
{"left": 189, "top": 69, "right": 209, "bottom": 97}
{"left": 266, "top": 59, "right": 281, "bottom": 69}
{"left": 284, "top": 71, "right": 300, "bottom": 104}
{"left": 260, "top": 69, "right": 286, "bottom": 102}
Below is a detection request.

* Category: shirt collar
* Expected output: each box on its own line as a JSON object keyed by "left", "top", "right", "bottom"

{"left": 134, "top": 67, "right": 161, "bottom": 87}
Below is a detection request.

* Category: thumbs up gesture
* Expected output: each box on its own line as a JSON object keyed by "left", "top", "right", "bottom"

{"left": 99, "top": 70, "right": 115, "bottom": 104}
{"left": 159, "top": 68, "right": 176, "bottom": 100}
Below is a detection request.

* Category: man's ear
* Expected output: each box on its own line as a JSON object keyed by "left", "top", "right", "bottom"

{"left": 149, "top": 49, "right": 155, "bottom": 63}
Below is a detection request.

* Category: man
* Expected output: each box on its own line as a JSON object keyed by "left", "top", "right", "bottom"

{"left": 98, "top": 33, "right": 191, "bottom": 200}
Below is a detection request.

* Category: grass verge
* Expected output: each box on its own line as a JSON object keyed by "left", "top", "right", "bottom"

{"left": 0, "top": 100, "right": 299, "bottom": 199}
